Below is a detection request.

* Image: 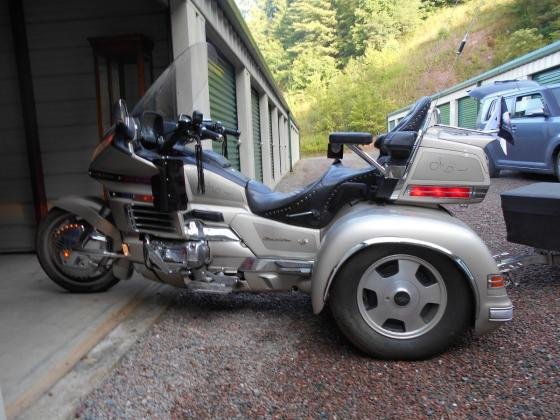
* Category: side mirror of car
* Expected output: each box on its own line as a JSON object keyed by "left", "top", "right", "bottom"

{"left": 430, "top": 107, "right": 441, "bottom": 126}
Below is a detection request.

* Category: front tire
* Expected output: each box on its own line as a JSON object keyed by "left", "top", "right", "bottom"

{"left": 36, "top": 208, "right": 120, "bottom": 293}
{"left": 329, "top": 245, "right": 472, "bottom": 360}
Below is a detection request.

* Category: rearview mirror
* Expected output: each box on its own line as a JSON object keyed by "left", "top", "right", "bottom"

{"left": 112, "top": 99, "right": 129, "bottom": 124}
{"left": 112, "top": 99, "right": 136, "bottom": 140}
{"left": 430, "top": 107, "right": 441, "bottom": 126}
{"left": 498, "top": 110, "right": 514, "bottom": 145}
{"left": 138, "top": 112, "right": 164, "bottom": 147}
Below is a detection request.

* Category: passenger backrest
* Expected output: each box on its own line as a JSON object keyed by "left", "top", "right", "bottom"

{"left": 378, "top": 96, "right": 432, "bottom": 166}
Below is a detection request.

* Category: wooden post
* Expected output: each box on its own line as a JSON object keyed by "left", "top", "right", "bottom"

{"left": 137, "top": 51, "right": 145, "bottom": 97}
{"left": 8, "top": 0, "right": 48, "bottom": 222}
{"left": 118, "top": 61, "right": 125, "bottom": 98}
{"left": 107, "top": 58, "right": 114, "bottom": 123}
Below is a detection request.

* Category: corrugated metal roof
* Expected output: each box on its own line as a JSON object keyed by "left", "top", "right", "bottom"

{"left": 388, "top": 40, "right": 560, "bottom": 118}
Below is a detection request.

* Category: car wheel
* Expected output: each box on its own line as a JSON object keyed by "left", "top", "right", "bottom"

{"left": 329, "top": 245, "right": 472, "bottom": 360}
{"left": 36, "top": 208, "right": 120, "bottom": 293}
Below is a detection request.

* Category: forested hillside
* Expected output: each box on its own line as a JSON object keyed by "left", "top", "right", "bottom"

{"left": 244, "top": 0, "right": 560, "bottom": 154}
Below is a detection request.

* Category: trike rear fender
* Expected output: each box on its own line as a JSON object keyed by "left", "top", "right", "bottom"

{"left": 312, "top": 203, "right": 508, "bottom": 332}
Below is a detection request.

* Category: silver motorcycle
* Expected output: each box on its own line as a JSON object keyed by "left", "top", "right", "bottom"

{"left": 37, "top": 44, "right": 512, "bottom": 360}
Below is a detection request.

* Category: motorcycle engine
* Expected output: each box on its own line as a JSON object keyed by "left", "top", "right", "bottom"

{"left": 143, "top": 220, "right": 211, "bottom": 278}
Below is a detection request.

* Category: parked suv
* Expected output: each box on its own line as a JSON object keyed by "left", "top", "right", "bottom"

{"left": 472, "top": 81, "right": 560, "bottom": 179}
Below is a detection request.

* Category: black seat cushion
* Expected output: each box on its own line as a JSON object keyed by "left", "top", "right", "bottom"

{"left": 329, "top": 132, "right": 373, "bottom": 145}
{"left": 246, "top": 162, "right": 381, "bottom": 228}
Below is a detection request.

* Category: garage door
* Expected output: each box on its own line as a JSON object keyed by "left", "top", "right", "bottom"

{"left": 458, "top": 96, "right": 478, "bottom": 129}
{"left": 251, "top": 89, "right": 263, "bottom": 181}
{"left": 533, "top": 66, "right": 560, "bottom": 86}
{"left": 208, "top": 46, "right": 239, "bottom": 170}
{"left": 0, "top": 5, "right": 36, "bottom": 252}
{"left": 438, "top": 102, "right": 450, "bottom": 125}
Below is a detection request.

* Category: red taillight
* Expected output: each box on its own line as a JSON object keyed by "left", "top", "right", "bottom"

{"left": 134, "top": 194, "right": 154, "bottom": 203}
{"left": 409, "top": 185, "right": 472, "bottom": 199}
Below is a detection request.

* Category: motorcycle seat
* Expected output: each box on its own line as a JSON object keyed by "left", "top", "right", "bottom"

{"left": 246, "top": 162, "right": 381, "bottom": 228}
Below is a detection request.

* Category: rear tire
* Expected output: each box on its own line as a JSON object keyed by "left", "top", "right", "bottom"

{"left": 36, "top": 208, "right": 120, "bottom": 293}
{"left": 329, "top": 245, "right": 472, "bottom": 360}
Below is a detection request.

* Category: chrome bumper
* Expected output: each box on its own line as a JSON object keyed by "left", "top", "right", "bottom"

{"left": 489, "top": 306, "right": 513, "bottom": 322}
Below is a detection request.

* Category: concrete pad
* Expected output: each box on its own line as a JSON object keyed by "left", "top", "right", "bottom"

{"left": 19, "top": 283, "right": 174, "bottom": 420}
{"left": 0, "top": 254, "right": 169, "bottom": 418}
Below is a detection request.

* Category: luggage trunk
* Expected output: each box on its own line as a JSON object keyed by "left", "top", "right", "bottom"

{"left": 501, "top": 182, "right": 560, "bottom": 250}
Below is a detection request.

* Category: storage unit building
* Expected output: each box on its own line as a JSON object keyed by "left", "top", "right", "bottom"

{"left": 0, "top": 0, "right": 299, "bottom": 252}
{"left": 388, "top": 40, "right": 560, "bottom": 129}
{"left": 532, "top": 66, "right": 560, "bottom": 85}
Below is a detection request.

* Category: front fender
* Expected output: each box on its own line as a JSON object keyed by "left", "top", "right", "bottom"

{"left": 53, "top": 196, "right": 122, "bottom": 248}
{"left": 312, "top": 203, "right": 509, "bottom": 334}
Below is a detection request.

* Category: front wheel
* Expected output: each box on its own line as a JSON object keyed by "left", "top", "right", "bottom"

{"left": 36, "top": 208, "right": 120, "bottom": 293}
{"left": 329, "top": 245, "right": 472, "bottom": 360}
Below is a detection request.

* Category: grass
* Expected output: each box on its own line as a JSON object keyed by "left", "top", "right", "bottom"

{"left": 295, "top": 0, "right": 517, "bottom": 156}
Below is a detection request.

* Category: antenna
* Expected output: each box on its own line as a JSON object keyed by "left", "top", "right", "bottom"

{"left": 428, "top": 0, "right": 485, "bottom": 124}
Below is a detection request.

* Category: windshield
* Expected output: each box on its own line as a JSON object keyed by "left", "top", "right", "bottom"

{"left": 131, "top": 42, "right": 209, "bottom": 119}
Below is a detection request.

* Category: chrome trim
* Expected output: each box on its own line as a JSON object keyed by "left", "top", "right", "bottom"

{"left": 323, "top": 236, "right": 479, "bottom": 312}
{"left": 489, "top": 306, "right": 513, "bottom": 322}
{"left": 472, "top": 186, "right": 489, "bottom": 199}
{"left": 347, "top": 144, "right": 387, "bottom": 175}
{"left": 389, "top": 103, "right": 439, "bottom": 201}
{"left": 70, "top": 248, "right": 126, "bottom": 259}
{"left": 202, "top": 226, "right": 241, "bottom": 242}
{"left": 389, "top": 128, "right": 425, "bottom": 201}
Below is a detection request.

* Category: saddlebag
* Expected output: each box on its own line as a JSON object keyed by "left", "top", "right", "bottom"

{"left": 501, "top": 182, "right": 560, "bottom": 251}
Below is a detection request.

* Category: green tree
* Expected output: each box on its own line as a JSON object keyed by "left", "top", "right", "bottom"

{"left": 276, "top": 0, "right": 338, "bottom": 90}
{"left": 351, "top": 0, "right": 422, "bottom": 55}
{"left": 247, "top": 0, "right": 290, "bottom": 87}
{"left": 332, "top": 0, "right": 360, "bottom": 64}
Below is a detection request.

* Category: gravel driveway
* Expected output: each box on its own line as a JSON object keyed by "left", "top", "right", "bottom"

{"left": 78, "top": 157, "right": 560, "bottom": 419}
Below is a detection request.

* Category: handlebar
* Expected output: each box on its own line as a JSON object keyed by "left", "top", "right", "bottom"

{"left": 202, "top": 120, "right": 241, "bottom": 138}
{"left": 200, "top": 126, "right": 223, "bottom": 143}
{"left": 155, "top": 111, "right": 241, "bottom": 155}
